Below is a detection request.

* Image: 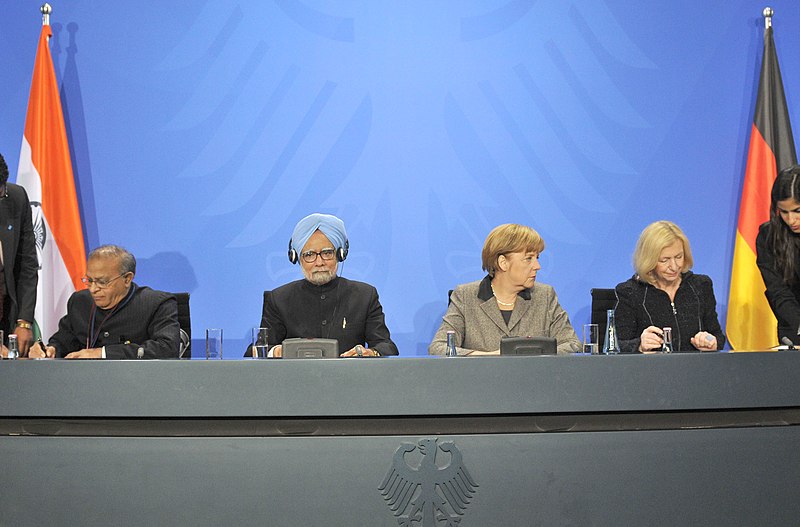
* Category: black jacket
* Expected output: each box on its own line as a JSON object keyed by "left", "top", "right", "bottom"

{"left": 756, "top": 222, "right": 800, "bottom": 343}
{"left": 49, "top": 284, "right": 180, "bottom": 359}
{"left": 254, "top": 276, "right": 398, "bottom": 356}
{"left": 614, "top": 272, "right": 726, "bottom": 353}
{"left": 0, "top": 183, "right": 38, "bottom": 333}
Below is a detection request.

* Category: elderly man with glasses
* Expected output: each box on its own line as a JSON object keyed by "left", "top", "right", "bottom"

{"left": 29, "top": 245, "right": 180, "bottom": 359}
{"left": 250, "top": 213, "right": 398, "bottom": 358}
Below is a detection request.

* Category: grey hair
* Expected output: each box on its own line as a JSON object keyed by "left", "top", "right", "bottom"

{"left": 88, "top": 245, "right": 136, "bottom": 275}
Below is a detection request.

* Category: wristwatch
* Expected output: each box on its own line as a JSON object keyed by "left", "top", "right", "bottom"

{"left": 16, "top": 320, "right": 32, "bottom": 330}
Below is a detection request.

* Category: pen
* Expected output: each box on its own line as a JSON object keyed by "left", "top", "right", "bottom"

{"left": 35, "top": 337, "right": 46, "bottom": 357}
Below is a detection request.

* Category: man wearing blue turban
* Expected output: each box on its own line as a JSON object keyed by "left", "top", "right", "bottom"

{"left": 250, "top": 213, "right": 398, "bottom": 357}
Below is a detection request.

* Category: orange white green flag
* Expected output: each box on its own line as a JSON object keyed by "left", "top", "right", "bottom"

{"left": 16, "top": 12, "right": 86, "bottom": 341}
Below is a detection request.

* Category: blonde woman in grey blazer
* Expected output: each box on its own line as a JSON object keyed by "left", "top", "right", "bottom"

{"left": 429, "top": 224, "right": 580, "bottom": 356}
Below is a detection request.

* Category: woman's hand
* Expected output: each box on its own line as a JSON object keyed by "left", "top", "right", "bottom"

{"left": 639, "top": 326, "right": 664, "bottom": 353}
{"left": 691, "top": 331, "right": 717, "bottom": 351}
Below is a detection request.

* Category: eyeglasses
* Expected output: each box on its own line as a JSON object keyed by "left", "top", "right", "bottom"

{"left": 81, "top": 273, "right": 126, "bottom": 289}
{"left": 300, "top": 248, "right": 336, "bottom": 263}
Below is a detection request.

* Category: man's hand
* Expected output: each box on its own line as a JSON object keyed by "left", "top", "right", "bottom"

{"left": 14, "top": 326, "right": 33, "bottom": 356}
{"left": 65, "top": 348, "right": 103, "bottom": 359}
{"left": 341, "top": 344, "right": 379, "bottom": 357}
{"left": 28, "top": 341, "right": 56, "bottom": 359}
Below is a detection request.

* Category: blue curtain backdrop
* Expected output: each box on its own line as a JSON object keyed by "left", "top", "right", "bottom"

{"left": 1, "top": 1, "right": 798, "bottom": 354}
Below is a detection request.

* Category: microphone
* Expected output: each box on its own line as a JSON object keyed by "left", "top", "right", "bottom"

{"left": 780, "top": 337, "right": 796, "bottom": 350}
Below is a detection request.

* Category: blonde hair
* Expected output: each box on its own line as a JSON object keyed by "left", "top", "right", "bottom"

{"left": 481, "top": 224, "right": 545, "bottom": 277}
{"left": 633, "top": 221, "right": 693, "bottom": 285}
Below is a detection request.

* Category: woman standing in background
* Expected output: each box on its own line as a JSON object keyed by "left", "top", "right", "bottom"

{"left": 756, "top": 166, "right": 800, "bottom": 345}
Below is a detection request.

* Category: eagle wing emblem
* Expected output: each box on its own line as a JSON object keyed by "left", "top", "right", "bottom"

{"left": 379, "top": 438, "right": 478, "bottom": 526}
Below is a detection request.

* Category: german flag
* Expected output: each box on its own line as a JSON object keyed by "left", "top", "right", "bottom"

{"left": 727, "top": 14, "right": 796, "bottom": 350}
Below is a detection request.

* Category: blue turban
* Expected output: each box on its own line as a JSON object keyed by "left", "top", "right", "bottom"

{"left": 291, "top": 213, "right": 348, "bottom": 254}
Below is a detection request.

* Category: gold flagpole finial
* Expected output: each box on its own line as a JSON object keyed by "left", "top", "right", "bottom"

{"left": 41, "top": 3, "right": 52, "bottom": 26}
{"left": 763, "top": 7, "right": 773, "bottom": 29}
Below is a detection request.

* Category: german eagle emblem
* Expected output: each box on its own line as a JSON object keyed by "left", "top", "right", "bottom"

{"left": 379, "top": 438, "right": 478, "bottom": 526}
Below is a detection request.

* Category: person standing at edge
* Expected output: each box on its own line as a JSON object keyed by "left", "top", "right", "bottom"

{"left": 0, "top": 153, "right": 37, "bottom": 357}
{"left": 756, "top": 166, "right": 800, "bottom": 346}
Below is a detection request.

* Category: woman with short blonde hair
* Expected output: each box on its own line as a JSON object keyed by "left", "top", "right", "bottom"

{"left": 632, "top": 221, "right": 694, "bottom": 285}
{"left": 481, "top": 224, "right": 545, "bottom": 277}
{"left": 429, "top": 223, "right": 579, "bottom": 356}
{"left": 615, "top": 220, "right": 725, "bottom": 353}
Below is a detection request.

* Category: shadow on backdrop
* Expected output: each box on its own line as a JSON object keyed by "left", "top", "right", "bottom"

{"left": 54, "top": 22, "right": 100, "bottom": 251}
{"left": 136, "top": 251, "right": 198, "bottom": 294}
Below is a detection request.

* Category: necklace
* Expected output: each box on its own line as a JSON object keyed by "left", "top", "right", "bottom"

{"left": 491, "top": 284, "right": 516, "bottom": 307}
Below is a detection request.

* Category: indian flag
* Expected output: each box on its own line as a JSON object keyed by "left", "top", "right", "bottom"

{"left": 15, "top": 15, "right": 86, "bottom": 341}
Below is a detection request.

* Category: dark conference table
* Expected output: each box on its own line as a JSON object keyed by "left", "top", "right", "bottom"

{"left": 2, "top": 352, "right": 799, "bottom": 526}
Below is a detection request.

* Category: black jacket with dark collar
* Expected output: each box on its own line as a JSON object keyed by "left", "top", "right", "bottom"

{"left": 49, "top": 284, "right": 181, "bottom": 359}
{"left": 258, "top": 276, "right": 398, "bottom": 356}
{"left": 614, "top": 271, "right": 726, "bottom": 353}
{"left": 0, "top": 183, "right": 38, "bottom": 333}
{"left": 756, "top": 222, "right": 800, "bottom": 343}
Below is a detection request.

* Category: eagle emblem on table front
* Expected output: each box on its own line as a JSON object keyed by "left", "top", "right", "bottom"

{"left": 379, "top": 438, "right": 479, "bottom": 526}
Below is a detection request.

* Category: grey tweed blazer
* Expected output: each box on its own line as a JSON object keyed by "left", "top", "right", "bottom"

{"left": 429, "top": 276, "right": 580, "bottom": 355}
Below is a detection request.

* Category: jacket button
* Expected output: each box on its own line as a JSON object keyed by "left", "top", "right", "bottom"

{"left": 103, "top": 332, "right": 110, "bottom": 337}
{"left": 321, "top": 294, "right": 326, "bottom": 300}
{"left": 321, "top": 320, "right": 327, "bottom": 326}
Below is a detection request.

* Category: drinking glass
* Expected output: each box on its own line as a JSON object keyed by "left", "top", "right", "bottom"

{"left": 582, "top": 324, "right": 599, "bottom": 354}
{"left": 252, "top": 327, "right": 269, "bottom": 358}
{"left": 205, "top": 328, "right": 223, "bottom": 359}
{"left": 662, "top": 327, "right": 673, "bottom": 353}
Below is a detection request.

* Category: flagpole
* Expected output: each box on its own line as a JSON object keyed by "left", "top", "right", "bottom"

{"left": 41, "top": 3, "right": 51, "bottom": 26}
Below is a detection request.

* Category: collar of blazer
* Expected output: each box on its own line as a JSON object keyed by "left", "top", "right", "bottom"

{"left": 476, "top": 274, "right": 532, "bottom": 302}
{"left": 477, "top": 276, "right": 533, "bottom": 334}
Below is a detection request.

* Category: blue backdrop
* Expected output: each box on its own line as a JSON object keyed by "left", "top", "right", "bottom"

{"left": 2, "top": 1, "right": 799, "bottom": 354}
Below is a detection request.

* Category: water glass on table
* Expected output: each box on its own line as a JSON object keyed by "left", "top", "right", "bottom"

{"left": 582, "top": 324, "right": 599, "bottom": 355}
{"left": 252, "top": 327, "right": 269, "bottom": 358}
{"left": 205, "top": 328, "right": 223, "bottom": 359}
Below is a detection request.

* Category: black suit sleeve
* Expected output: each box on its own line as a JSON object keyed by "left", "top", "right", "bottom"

{"left": 614, "top": 283, "right": 641, "bottom": 354}
{"left": 11, "top": 186, "right": 38, "bottom": 323}
{"left": 697, "top": 276, "right": 726, "bottom": 349}
{"left": 48, "top": 294, "right": 85, "bottom": 357}
{"left": 756, "top": 224, "right": 800, "bottom": 334}
{"left": 104, "top": 295, "right": 181, "bottom": 359}
{"left": 240, "top": 290, "right": 286, "bottom": 357}
{"left": 363, "top": 288, "right": 398, "bottom": 356}
{"left": 262, "top": 290, "right": 287, "bottom": 348}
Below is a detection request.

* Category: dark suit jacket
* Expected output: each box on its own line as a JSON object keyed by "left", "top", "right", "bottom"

{"left": 253, "top": 277, "right": 398, "bottom": 356}
{"left": 48, "top": 284, "right": 180, "bottom": 359}
{"left": 615, "top": 272, "right": 725, "bottom": 353}
{"left": 756, "top": 222, "right": 800, "bottom": 343}
{"left": 0, "top": 183, "right": 38, "bottom": 332}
